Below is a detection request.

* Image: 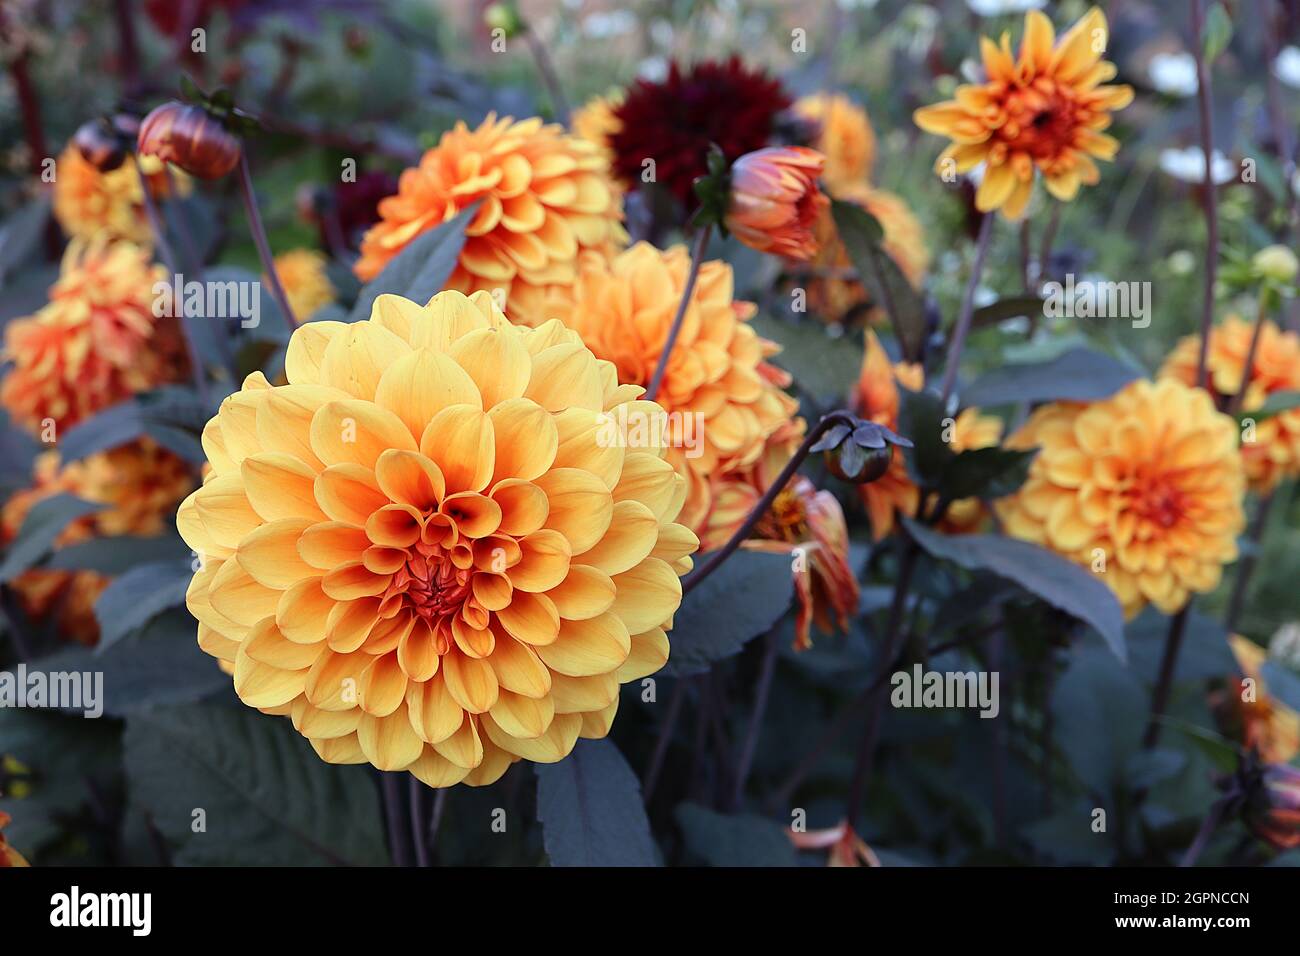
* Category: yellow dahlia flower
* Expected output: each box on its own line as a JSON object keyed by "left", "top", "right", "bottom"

{"left": 355, "top": 114, "right": 626, "bottom": 328}
{"left": 52, "top": 144, "right": 189, "bottom": 244}
{"left": 549, "top": 242, "right": 798, "bottom": 532}
{"left": 1, "top": 438, "right": 193, "bottom": 645}
{"left": 934, "top": 407, "right": 1005, "bottom": 535}
{"left": 1, "top": 238, "right": 185, "bottom": 435}
{"left": 998, "top": 379, "right": 1245, "bottom": 618}
{"left": 571, "top": 91, "right": 624, "bottom": 167}
{"left": 177, "top": 290, "right": 697, "bottom": 787}
{"left": 804, "top": 182, "right": 930, "bottom": 325}
{"left": 1223, "top": 635, "right": 1300, "bottom": 765}
{"left": 270, "top": 248, "right": 336, "bottom": 323}
{"left": 793, "top": 93, "right": 876, "bottom": 191}
{"left": 913, "top": 7, "right": 1133, "bottom": 220}
{"left": 1159, "top": 316, "right": 1300, "bottom": 494}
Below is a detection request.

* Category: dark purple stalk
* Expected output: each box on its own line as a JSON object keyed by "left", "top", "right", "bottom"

{"left": 939, "top": 212, "right": 995, "bottom": 403}
{"left": 646, "top": 224, "right": 712, "bottom": 402}
{"left": 1191, "top": 0, "right": 1220, "bottom": 389}
{"left": 237, "top": 152, "right": 298, "bottom": 331}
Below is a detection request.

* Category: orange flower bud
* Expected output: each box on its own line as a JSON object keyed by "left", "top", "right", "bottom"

{"left": 137, "top": 101, "right": 242, "bottom": 180}
{"left": 724, "top": 146, "right": 828, "bottom": 262}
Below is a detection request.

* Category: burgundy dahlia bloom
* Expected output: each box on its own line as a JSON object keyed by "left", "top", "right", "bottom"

{"left": 609, "top": 56, "right": 790, "bottom": 207}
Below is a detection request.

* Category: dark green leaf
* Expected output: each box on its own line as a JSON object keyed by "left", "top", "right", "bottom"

{"left": 961, "top": 346, "right": 1141, "bottom": 407}
{"left": 1126, "top": 607, "right": 1234, "bottom": 685}
{"left": 1238, "top": 391, "right": 1300, "bottom": 424}
{"left": 668, "top": 550, "right": 794, "bottom": 676}
{"left": 1051, "top": 640, "right": 1145, "bottom": 802}
{"left": 832, "top": 198, "right": 927, "bottom": 362}
{"left": 94, "top": 559, "right": 194, "bottom": 652}
{"left": 124, "top": 701, "right": 389, "bottom": 865}
{"left": 1262, "top": 660, "right": 1300, "bottom": 713}
{"left": 0, "top": 493, "right": 103, "bottom": 581}
{"left": 58, "top": 386, "right": 210, "bottom": 464}
{"left": 940, "top": 446, "right": 1037, "bottom": 501}
{"left": 903, "top": 518, "right": 1126, "bottom": 661}
{"left": 675, "top": 803, "right": 797, "bottom": 866}
{"left": 896, "top": 386, "right": 950, "bottom": 487}
{"left": 47, "top": 534, "right": 188, "bottom": 574}
{"left": 749, "top": 314, "right": 863, "bottom": 399}
{"left": 0, "top": 197, "right": 51, "bottom": 282}
{"left": 971, "top": 295, "right": 1044, "bottom": 331}
{"left": 348, "top": 204, "right": 478, "bottom": 321}
{"left": 535, "top": 738, "right": 659, "bottom": 867}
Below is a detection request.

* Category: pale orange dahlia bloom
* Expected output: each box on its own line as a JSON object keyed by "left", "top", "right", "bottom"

{"left": 998, "top": 379, "right": 1245, "bottom": 618}
{"left": 355, "top": 114, "right": 626, "bottom": 327}
{"left": 1159, "top": 316, "right": 1300, "bottom": 494}
{"left": 1, "top": 238, "right": 184, "bottom": 435}
{"left": 550, "top": 242, "right": 799, "bottom": 532}
{"left": 177, "top": 290, "right": 697, "bottom": 787}
{"left": 1223, "top": 635, "right": 1300, "bottom": 765}
{"left": 726, "top": 146, "right": 829, "bottom": 261}
{"left": 1, "top": 439, "right": 193, "bottom": 644}
{"left": 270, "top": 248, "right": 336, "bottom": 323}
{"left": 570, "top": 91, "right": 624, "bottom": 169}
{"left": 0, "top": 812, "right": 29, "bottom": 867}
{"left": 793, "top": 93, "right": 876, "bottom": 191}
{"left": 703, "top": 422, "right": 859, "bottom": 651}
{"left": 913, "top": 7, "right": 1133, "bottom": 220}
{"left": 804, "top": 182, "right": 930, "bottom": 325}
{"left": 52, "top": 145, "right": 189, "bottom": 244}
{"left": 854, "top": 331, "right": 923, "bottom": 539}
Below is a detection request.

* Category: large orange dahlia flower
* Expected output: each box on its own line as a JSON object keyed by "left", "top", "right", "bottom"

{"left": 998, "top": 379, "right": 1245, "bottom": 618}
{"left": 270, "top": 248, "right": 336, "bottom": 324}
{"left": 1159, "top": 316, "right": 1300, "bottom": 494}
{"left": 1, "top": 438, "right": 193, "bottom": 644}
{"left": 550, "top": 242, "right": 798, "bottom": 532}
{"left": 913, "top": 7, "right": 1133, "bottom": 220}
{"left": 792, "top": 93, "right": 876, "bottom": 191}
{"left": 355, "top": 114, "right": 625, "bottom": 328}
{"left": 52, "top": 144, "right": 188, "bottom": 244}
{"left": 177, "top": 290, "right": 697, "bottom": 787}
{"left": 1, "top": 238, "right": 184, "bottom": 435}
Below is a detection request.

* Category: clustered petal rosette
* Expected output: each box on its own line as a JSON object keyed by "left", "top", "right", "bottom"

{"left": 914, "top": 7, "right": 1133, "bottom": 220}
{"left": 177, "top": 290, "right": 697, "bottom": 787}
{"left": 0, "top": 238, "right": 185, "bottom": 435}
{"left": 270, "top": 248, "right": 336, "bottom": 324}
{"left": 1, "top": 438, "right": 193, "bottom": 644}
{"left": 998, "top": 379, "right": 1245, "bottom": 618}
{"left": 792, "top": 93, "right": 876, "bottom": 191}
{"left": 804, "top": 182, "right": 930, "bottom": 325}
{"left": 1218, "top": 635, "right": 1300, "bottom": 765}
{"left": 549, "top": 242, "right": 799, "bottom": 532}
{"left": 52, "top": 144, "right": 189, "bottom": 244}
{"left": 355, "top": 114, "right": 626, "bottom": 328}
{"left": 1159, "top": 316, "right": 1300, "bottom": 494}
{"left": 609, "top": 57, "right": 791, "bottom": 206}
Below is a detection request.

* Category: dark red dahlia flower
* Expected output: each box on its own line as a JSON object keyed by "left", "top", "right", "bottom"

{"left": 609, "top": 56, "right": 790, "bottom": 207}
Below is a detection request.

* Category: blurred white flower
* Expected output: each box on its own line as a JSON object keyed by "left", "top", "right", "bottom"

{"left": 1167, "top": 250, "right": 1196, "bottom": 275}
{"left": 1159, "top": 146, "right": 1236, "bottom": 184}
{"left": 966, "top": 0, "right": 1045, "bottom": 15}
{"left": 637, "top": 56, "right": 668, "bottom": 82}
{"left": 581, "top": 11, "right": 635, "bottom": 39}
{"left": 1148, "top": 51, "right": 1198, "bottom": 97}
{"left": 1275, "top": 46, "right": 1300, "bottom": 89}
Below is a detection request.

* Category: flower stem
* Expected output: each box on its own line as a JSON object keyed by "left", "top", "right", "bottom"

{"left": 523, "top": 26, "right": 570, "bottom": 124}
{"left": 1142, "top": 604, "right": 1190, "bottom": 750}
{"left": 136, "top": 163, "right": 211, "bottom": 408}
{"left": 682, "top": 409, "right": 855, "bottom": 597}
{"left": 427, "top": 788, "right": 448, "bottom": 855}
{"left": 1225, "top": 490, "right": 1277, "bottom": 634}
{"left": 408, "top": 776, "right": 430, "bottom": 867}
{"left": 939, "top": 212, "right": 995, "bottom": 404}
{"left": 1226, "top": 290, "right": 1271, "bottom": 417}
{"left": 1191, "top": 0, "right": 1220, "bottom": 389}
{"left": 642, "top": 678, "right": 688, "bottom": 802}
{"left": 1180, "top": 798, "right": 1228, "bottom": 867}
{"left": 729, "top": 625, "right": 781, "bottom": 810}
{"left": 381, "top": 772, "right": 412, "bottom": 867}
{"left": 237, "top": 152, "right": 298, "bottom": 332}
{"left": 646, "top": 224, "right": 712, "bottom": 402}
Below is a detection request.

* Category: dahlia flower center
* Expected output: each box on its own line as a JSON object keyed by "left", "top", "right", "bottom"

{"left": 389, "top": 545, "right": 472, "bottom": 626}
{"left": 1131, "top": 480, "right": 1186, "bottom": 530}
{"left": 993, "top": 82, "right": 1080, "bottom": 160}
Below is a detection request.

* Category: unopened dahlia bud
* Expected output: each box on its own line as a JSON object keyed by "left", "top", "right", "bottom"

{"left": 1253, "top": 245, "right": 1299, "bottom": 285}
{"left": 811, "top": 416, "right": 912, "bottom": 484}
{"left": 137, "top": 100, "right": 242, "bottom": 180}
{"left": 724, "top": 146, "right": 829, "bottom": 261}
{"left": 1242, "top": 761, "right": 1300, "bottom": 851}
{"left": 71, "top": 114, "right": 140, "bottom": 173}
